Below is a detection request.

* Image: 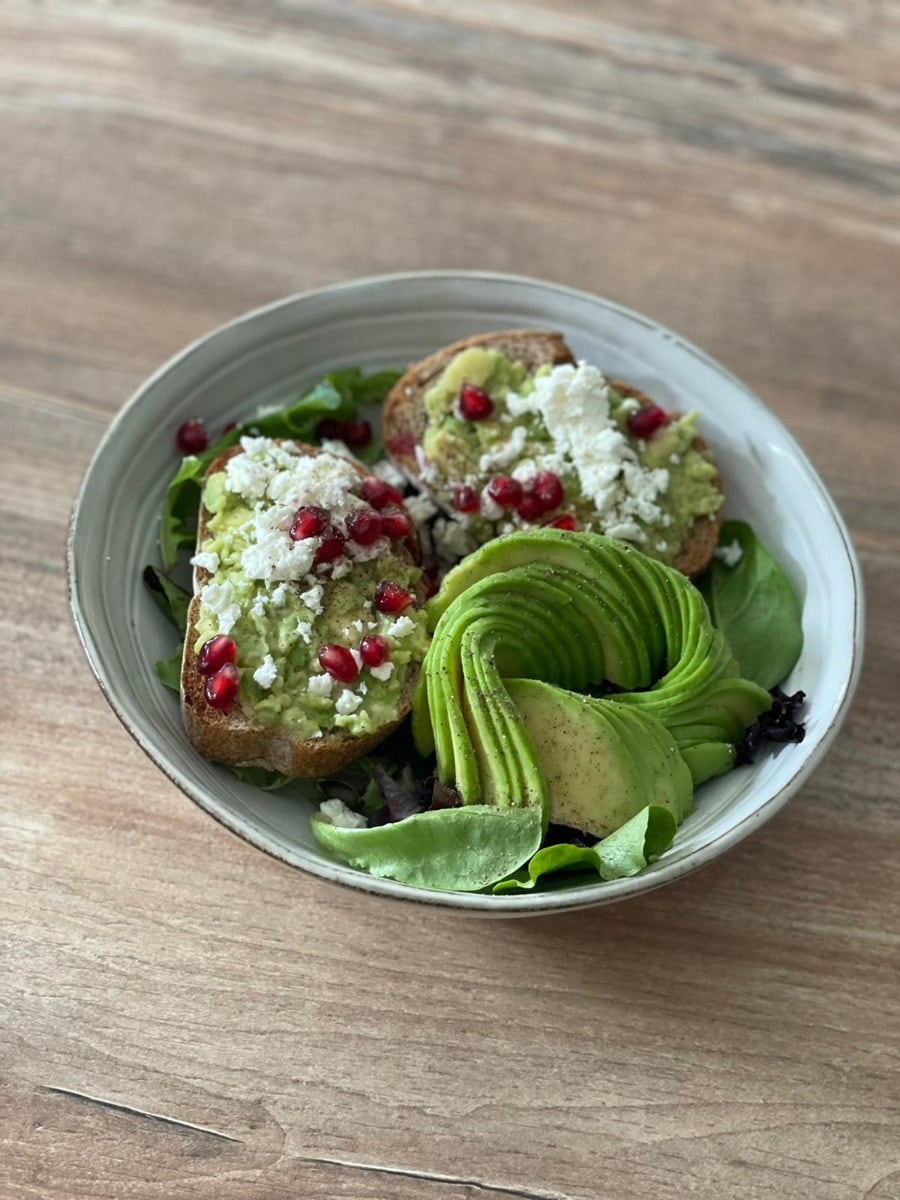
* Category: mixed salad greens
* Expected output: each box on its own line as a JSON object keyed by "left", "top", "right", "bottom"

{"left": 146, "top": 367, "right": 806, "bottom": 895}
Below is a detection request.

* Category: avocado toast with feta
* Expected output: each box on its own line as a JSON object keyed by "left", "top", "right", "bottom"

{"left": 382, "top": 330, "right": 724, "bottom": 577}
{"left": 182, "top": 437, "right": 429, "bottom": 776}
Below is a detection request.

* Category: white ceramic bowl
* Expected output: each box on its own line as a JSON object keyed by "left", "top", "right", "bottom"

{"left": 68, "top": 272, "right": 864, "bottom": 914}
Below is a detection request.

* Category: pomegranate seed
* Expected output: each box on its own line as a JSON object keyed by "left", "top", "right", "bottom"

{"left": 315, "top": 418, "right": 343, "bottom": 441}
{"left": 533, "top": 471, "right": 564, "bottom": 511}
{"left": 198, "top": 635, "right": 237, "bottom": 676}
{"left": 360, "top": 635, "right": 390, "bottom": 668}
{"left": 487, "top": 475, "right": 523, "bottom": 509}
{"left": 547, "top": 513, "right": 578, "bottom": 531}
{"left": 223, "top": 421, "right": 238, "bottom": 434}
{"left": 517, "top": 493, "right": 544, "bottom": 522}
{"left": 374, "top": 580, "right": 414, "bottom": 614}
{"left": 338, "top": 419, "right": 372, "bottom": 448}
{"left": 361, "top": 477, "right": 404, "bottom": 509}
{"left": 380, "top": 506, "right": 413, "bottom": 539}
{"left": 205, "top": 662, "right": 239, "bottom": 709}
{"left": 318, "top": 644, "right": 359, "bottom": 683}
{"left": 290, "top": 505, "right": 328, "bottom": 541}
{"left": 346, "top": 508, "right": 383, "bottom": 546}
{"left": 387, "top": 432, "right": 416, "bottom": 456}
{"left": 176, "top": 418, "right": 208, "bottom": 455}
{"left": 627, "top": 404, "right": 668, "bottom": 439}
{"left": 458, "top": 382, "right": 493, "bottom": 421}
{"left": 314, "top": 525, "right": 346, "bottom": 565}
{"left": 452, "top": 484, "right": 480, "bottom": 513}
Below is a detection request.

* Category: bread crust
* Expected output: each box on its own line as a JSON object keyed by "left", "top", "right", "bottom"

{"left": 382, "top": 331, "right": 722, "bottom": 578}
{"left": 181, "top": 441, "right": 423, "bottom": 777}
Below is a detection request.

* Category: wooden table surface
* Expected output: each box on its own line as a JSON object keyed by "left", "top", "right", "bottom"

{"left": 3, "top": 2, "right": 899, "bottom": 1197}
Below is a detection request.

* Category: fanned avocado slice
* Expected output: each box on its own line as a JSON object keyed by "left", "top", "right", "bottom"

{"left": 505, "top": 678, "right": 692, "bottom": 839}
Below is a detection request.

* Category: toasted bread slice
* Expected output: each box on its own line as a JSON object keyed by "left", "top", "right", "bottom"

{"left": 181, "top": 441, "right": 425, "bottom": 777}
{"left": 383, "top": 331, "right": 722, "bottom": 578}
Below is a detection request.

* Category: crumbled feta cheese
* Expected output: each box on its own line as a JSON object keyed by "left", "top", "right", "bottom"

{"left": 250, "top": 592, "right": 267, "bottom": 619}
{"left": 371, "top": 458, "right": 407, "bottom": 488}
{"left": 714, "top": 538, "right": 744, "bottom": 568}
{"left": 299, "top": 582, "right": 324, "bottom": 615}
{"left": 504, "top": 363, "right": 669, "bottom": 544}
{"left": 334, "top": 688, "right": 364, "bottom": 716}
{"left": 307, "top": 673, "right": 334, "bottom": 699}
{"left": 350, "top": 649, "right": 364, "bottom": 671}
{"left": 369, "top": 661, "right": 395, "bottom": 682}
{"left": 433, "top": 517, "right": 478, "bottom": 563}
{"left": 269, "top": 583, "right": 287, "bottom": 606}
{"left": 319, "top": 798, "right": 367, "bottom": 829}
{"left": 295, "top": 620, "right": 312, "bottom": 643}
{"left": 351, "top": 618, "right": 366, "bottom": 634}
{"left": 199, "top": 580, "right": 241, "bottom": 636}
{"left": 253, "top": 654, "right": 278, "bottom": 689}
{"left": 669, "top": 452, "right": 682, "bottom": 465}
{"left": 191, "top": 550, "right": 220, "bottom": 573}
{"left": 387, "top": 615, "right": 416, "bottom": 640}
{"left": 319, "top": 438, "right": 360, "bottom": 462}
{"left": 405, "top": 493, "right": 439, "bottom": 525}
{"left": 478, "top": 424, "right": 528, "bottom": 473}
{"left": 331, "top": 560, "right": 353, "bottom": 580}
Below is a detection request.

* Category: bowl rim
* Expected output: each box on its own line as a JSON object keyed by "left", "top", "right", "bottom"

{"left": 67, "top": 269, "right": 866, "bottom": 915}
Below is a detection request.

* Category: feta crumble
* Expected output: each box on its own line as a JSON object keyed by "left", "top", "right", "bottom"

{"left": 253, "top": 654, "right": 278, "bottom": 690}
{"left": 714, "top": 538, "right": 744, "bottom": 568}
{"left": 318, "top": 798, "right": 367, "bottom": 829}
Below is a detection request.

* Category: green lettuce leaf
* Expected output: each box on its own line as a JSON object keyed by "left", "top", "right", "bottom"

{"left": 699, "top": 520, "right": 803, "bottom": 690}
{"left": 155, "top": 644, "right": 183, "bottom": 692}
{"left": 312, "top": 804, "right": 543, "bottom": 892}
{"left": 491, "top": 805, "right": 677, "bottom": 893}
{"left": 143, "top": 566, "right": 191, "bottom": 633}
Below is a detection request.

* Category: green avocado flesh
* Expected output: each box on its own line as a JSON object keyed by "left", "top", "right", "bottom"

{"left": 415, "top": 530, "right": 770, "bottom": 840}
{"left": 420, "top": 346, "right": 723, "bottom": 567}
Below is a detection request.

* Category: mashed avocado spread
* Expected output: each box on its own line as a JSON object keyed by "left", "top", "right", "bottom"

{"left": 193, "top": 439, "right": 428, "bottom": 740}
{"left": 420, "top": 347, "right": 722, "bottom": 565}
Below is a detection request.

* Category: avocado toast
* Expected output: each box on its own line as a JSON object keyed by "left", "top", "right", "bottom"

{"left": 382, "top": 330, "right": 724, "bottom": 577}
{"left": 182, "top": 438, "right": 429, "bottom": 776}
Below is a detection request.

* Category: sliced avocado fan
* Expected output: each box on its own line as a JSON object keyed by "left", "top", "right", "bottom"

{"left": 414, "top": 530, "right": 770, "bottom": 839}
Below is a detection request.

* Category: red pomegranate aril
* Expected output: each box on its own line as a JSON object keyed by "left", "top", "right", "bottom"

{"left": 487, "top": 475, "right": 523, "bottom": 509}
{"left": 380, "top": 506, "right": 412, "bottom": 539}
{"left": 627, "top": 404, "right": 668, "bottom": 439}
{"left": 361, "top": 477, "right": 404, "bottom": 510}
{"left": 374, "top": 580, "right": 414, "bottom": 614}
{"left": 452, "top": 484, "right": 480, "bottom": 513}
{"left": 318, "top": 644, "right": 360, "bottom": 683}
{"left": 176, "top": 418, "right": 209, "bottom": 455}
{"left": 346, "top": 507, "right": 383, "bottom": 546}
{"left": 517, "top": 493, "right": 544, "bottom": 522}
{"left": 359, "top": 635, "right": 390, "bottom": 668}
{"left": 290, "top": 504, "right": 328, "bottom": 541}
{"left": 314, "top": 525, "right": 346, "bottom": 565}
{"left": 205, "top": 662, "right": 239, "bottom": 709}
{"left": 533, "top": 471, "right": 564, "bottom": 511}
{"left": 547, "top": 513, "right": 578, "bottom": 531}
{"left": 339, "top": 419, "right": 372, "bottom": 448}
{"left": 198, "top": 634, "right": 238, "bottom": 676}
{"left": 458, "top": 382, "right": 494, "bottom": 421}
{"left": 315, "top": 418, "right": 343, "bottom": 441}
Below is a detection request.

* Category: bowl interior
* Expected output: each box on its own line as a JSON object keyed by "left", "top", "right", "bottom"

{"left": 69, "top": 272, "right": 863, "bottom": 913}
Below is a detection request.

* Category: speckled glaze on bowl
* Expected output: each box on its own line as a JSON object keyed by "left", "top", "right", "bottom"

{"left": 68, "top": 272, "right": 864, "bottom": 915}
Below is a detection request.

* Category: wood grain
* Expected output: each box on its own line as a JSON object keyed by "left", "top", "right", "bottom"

{"left": 2, "top": 1, "right": 899, "bottom": 1197}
